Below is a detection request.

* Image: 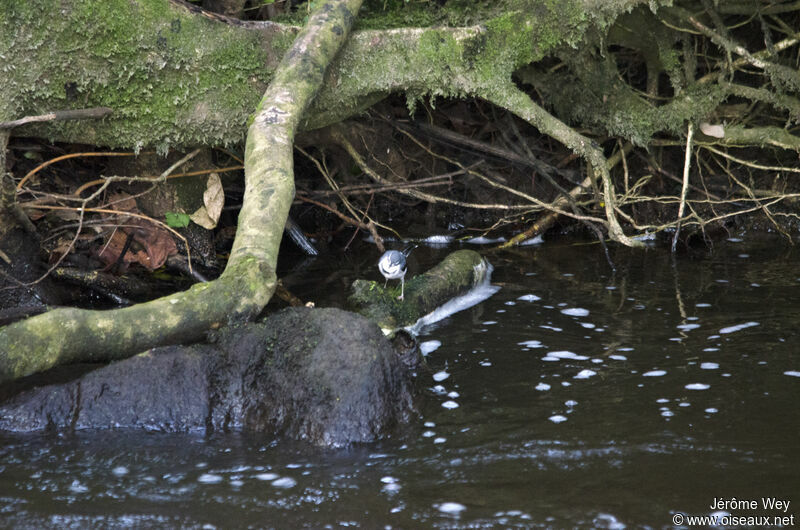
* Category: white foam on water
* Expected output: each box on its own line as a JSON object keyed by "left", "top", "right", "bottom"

{"left": 547, "top": 351, "right": 589, "bottom": 361}
{"left": 433, "top": 371, "right": 450, "bottom": 382}
{"left": 593, "top": 513, "right": 626, "bottom": 530}
{"left": 442, "top": 400, "right": 459, "bottom": 409}
{"left": 679, "top": 402, "right": 690, "bottom": 407}
{"left": 255, "top": 473, "right": 279, "bottom": 481}
{"left": 696, "top": 303, "right": 712, "bottom": 307}
{"left": 727, "top": 237, "right": 743, "bottom": 242}
{"left": 561, "top": 381, "right": 571, "bottom": 387}
{"left": 591, "top": 358, "right": 603, "bottom": 364}
{"left": 69, "top": 480, "right": 88, "bottom": 493}
{"left": 618, "top": 347, "right": 634, "bottom": 351}
{"left": 609, "top": 354, "right": 627, "bottom": 361}
{"left": 519, "top": 235, "right": 544, "bottom": 246}
{"left": 540, "top": 325, "right": 563, "bottom": 332}
{"left": 677, "top": 323, "right": 700, "bottom": 331}
{"left": 447, "top": 391, "right": 460, "bottom": 399}
{"left": 479, "top": 360, "right": 492, "bottom": 366}
{"left": 535, "top": 383, "right": 551, "bottom": 391}
{"left": 424, "top": 421, "right": 435, "bottom": 427}
{"left": 423, "top": 235, "right": 454, "bottom": 245}
{"left": 784, "top": 371, "right": 800, "bottom": 377}
{"left": 465, "top": 236, "right": 506, "bottom": 244}
{"left": 701, "top": 362, "right": 719, "bottom": 370}
{"left": 661, "top": 410, "right": 674, "bottom": 418}
{"left": 112, "top": 466, "right": 129, "bottom": 477}
{"left": 433, "top": 437, "right": 446, "bottom": 444}
{"left": 574, "top": 369, "right": 596, "bottom": 379}
{"left": 422, "top": 431, "right": 435, "bottom": 438}
{"left": 198, "top": 474, "right": 224, "bottom": 484}
{"left": 705, "top": 407, "right": 718, "bottom": 413}
{"left": 518, "top": 340, "right": 544, "bottom": 349}
{"left": 438, "top": 502, "right": 467, "bottom": 514}
{"left": 517, "top": 294, "right": 541, "bottom": 302}
{"left": 643, "top": 370, "right": 667, "bottom": 377}
{"left": 272, "top": 477, "right": 297, "bottom": 488}
{"left": 685, "top": 383, "right": 710, "bottom": 390}
{"left": 561, "top": 307, "right": 589, "bottom": 317}
{"left": 565, "top": 400, "right": 578, "bottom": 407}
{"left": 656, "top": 398, "right": 669, "bottom": 403}
{"left": 383, "top": 482, "right": 401, "bottom": 493}
{"left": 719, "top": 321, "right": 759, "bottom": 334}
{"left": 548, "top": 414, "right": 568, "bottom": 423}
{"left": 580, "top": 322, "right": 596, "bottom": 329}
{"left": 420, "top": 340, "right": 442, "bottom": 356}
{"left": 703, "top": 347, "right": 719, "bottom": 352}
{"left": 483, "top": 320, "right": 497, "bottom": 325}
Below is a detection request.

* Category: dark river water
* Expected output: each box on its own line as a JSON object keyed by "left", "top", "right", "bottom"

{"left": 1, "top": 236, "right": 799, "bottom": 528}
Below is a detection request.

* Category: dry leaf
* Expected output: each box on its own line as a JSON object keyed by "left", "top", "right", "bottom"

{"left": 190, "top": 173, "right": 224, "bottom": 229}
{"left": 699, "top": 122, "right": 725, "bottom": 138}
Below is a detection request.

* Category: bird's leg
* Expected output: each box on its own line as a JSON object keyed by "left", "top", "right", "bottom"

{"left": 383, "top": 278, "right": 388, "bottom": 288}
{"left": 398, "top": 277, "right": 405, "bottom": 300}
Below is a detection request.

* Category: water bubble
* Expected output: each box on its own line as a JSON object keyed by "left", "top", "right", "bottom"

{"left": 546, "top": 351, "right": 589, "bottom": 361}
{"left": 643, "top": 370, "right": 667, "bottom": 377}
{"left": 574, "top": 369, "right": 596, "bottom": 379}
{"left": 719, "top": 322, "right": 759, "bottom": 334}
{"left": 701, "top": 362, "right": 719, "bottom": 370}
{"left": 437, "top": 502, "right": 466, "bottom": 514}
{"left": 561, "top": 307, "right": 590, "bottom": 317}
{"left": 548, "top": 415, "right": 568, "bottom": 423}
{"left": 535, "top": 383, "right": 551, "bottom": 391}
{"left": 442, "top": 401, "right": 459, "bottom": 409}
{"left": 685, "top": 383, "right": 710, "bottom": 390}
{"left": 784, "top": 371, "right": 800, "bottom": 377}
{"left": 271, "top": 477, "right": 297, "bottom": 488}
{"left": 433, "top": 371, "right": 450, "bottom": 382}
{"left": 517, "top": 294, "right": 541, "bottom": 302}
{"left": 420, "top": 340, "right": 442, "bottom": 356}
{"left": 255, "top": 473, "right": 279, "bottom": 481}
{"left": 197, "top": 474, "right": 223, "bottom": 484}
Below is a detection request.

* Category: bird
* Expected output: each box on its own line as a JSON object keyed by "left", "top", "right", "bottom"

{"left": 378, "top": 245, "right": 416, "bottom": 300}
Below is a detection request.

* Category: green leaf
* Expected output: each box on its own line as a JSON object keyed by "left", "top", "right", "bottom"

{"left": 165, "top": 211, "right": 190, "bottom": 228}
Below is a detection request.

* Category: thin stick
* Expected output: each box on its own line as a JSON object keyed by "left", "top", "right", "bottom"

{"left": 672, "top": 122, "right": 695, "bottom": 253}
{"left": 0, "top": 107, "right": 112, "bottom": 130}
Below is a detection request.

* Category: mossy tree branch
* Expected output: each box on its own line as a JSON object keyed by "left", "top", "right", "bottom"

{"left": 0, "top": 0, "right": 363, "bottom": 383}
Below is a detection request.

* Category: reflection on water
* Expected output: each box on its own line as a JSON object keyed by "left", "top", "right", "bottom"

{"left": 1, "top": 237, "right": 799, "bottom": 528}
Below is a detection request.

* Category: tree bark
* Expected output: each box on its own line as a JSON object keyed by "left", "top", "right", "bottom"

{"left": 0, "top": 0, "right": 363, "bottom": 383}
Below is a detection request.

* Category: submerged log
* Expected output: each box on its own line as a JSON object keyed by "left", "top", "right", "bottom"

{"left": 348, "top": 249, "right": 491, "bottom": 331}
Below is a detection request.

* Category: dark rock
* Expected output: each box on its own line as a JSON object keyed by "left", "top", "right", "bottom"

{"left": 0, "top": 307, "right": 420, "bottom": 447}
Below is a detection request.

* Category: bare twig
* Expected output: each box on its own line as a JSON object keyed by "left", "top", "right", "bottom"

{"left": 0, "top": 107, "right": 112, "bottom": 130}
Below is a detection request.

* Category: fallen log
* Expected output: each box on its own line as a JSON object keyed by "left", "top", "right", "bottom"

{"left": 349, "top": 249, "right": 493, "bottom": 332}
